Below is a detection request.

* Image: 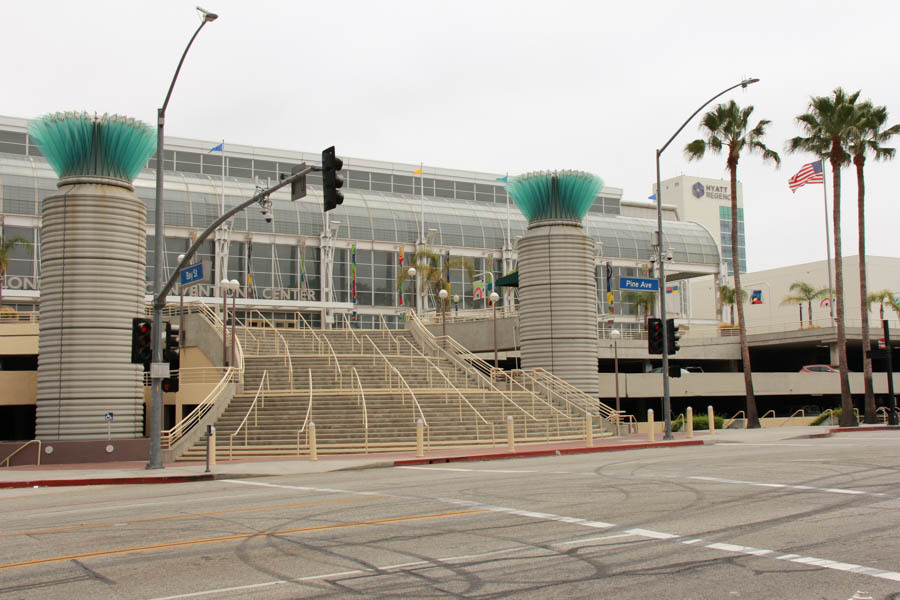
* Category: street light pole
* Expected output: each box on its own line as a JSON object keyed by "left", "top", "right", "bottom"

{"left": 177, "top": 254, "right": 185, "bottom": 347}
{"left": 490, "top": 291, "right": 500, "bottom": 368}
{"left": 230, "top": 279, "right": 238, "bottom": 368}
{"left": 149, "top": 7, "right": 218, "bottom": 470}
{"left": 654, "top": 77, "right": 759, "bottom": 441}
{"left": 611, "top": 329, "right": 621, "bottom": 430}
{"left": 439, "top": 288, "right": 449, "bottom": 339}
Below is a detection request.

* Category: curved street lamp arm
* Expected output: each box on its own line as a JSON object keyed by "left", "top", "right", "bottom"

{"left": 161, "top": 19, "right": 211, "bottom": 115}
{"left": 658, "top": 78, "right": 759, "bottom": 156}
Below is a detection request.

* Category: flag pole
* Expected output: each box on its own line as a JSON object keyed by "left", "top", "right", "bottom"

{"left": 419, "top": 162, "right": 424, "bottom": 244}
{"left": 821, "top": 158, "right": 835, "bottom": 321}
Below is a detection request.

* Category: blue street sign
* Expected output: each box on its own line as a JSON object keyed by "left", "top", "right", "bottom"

{"left": 620, "top": 277, "right": 659, "bottom": 292}
{"left": 180, "top": 263, "right": 205, "bottom": 287}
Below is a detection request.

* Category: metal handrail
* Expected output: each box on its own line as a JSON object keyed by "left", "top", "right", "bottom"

{"left": 406, "top": 310, "right": 541, "bottom": 422}
{"left": 1, "top": 439, "right": 41, "bottom": 468}
{"left": 876, "top": 406, "right": 890, "bottom": 424}
{"left": 779, "top": 409, "right": 806, "bottom": 426}
{"left": 723, "top": 410, "right": 746, "bottom": 430}
{"left": 340, "top": 313, "right": 363, "bottom": 353}
{"left": 229, "top": 370, "right": 269, "bottom": 458}
{"left": 362, "top": 334, "right": 427, "bottom": 427}
{"left": 760, "top": 409, "right": 776, "bottom": 419}
{"left": 353, "top": 367, "right": 368, "bottom": 452}
{"left": 297, "top": 369, "right": 314, "bottom": 455}
{"left": 423, "top": 354, "right": 495, "bottom": 440}
{"left": 248, "top": 310, "right": 292, "bottom": 390}
{"left": 322, "top": 335, "right": 343, "bottom": 390}
{"left": 161, "top": 367, "right": 237, "bottom": 449}
{"left": 296, "top": 312, "right": 322, "bottom": 349}
{"left": 506, "top": 368, "right": 602, "bottom": 419}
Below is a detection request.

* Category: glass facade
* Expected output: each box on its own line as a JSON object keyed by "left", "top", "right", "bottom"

{"left": 0, "top": 117, "right": 721, "bottom": 325}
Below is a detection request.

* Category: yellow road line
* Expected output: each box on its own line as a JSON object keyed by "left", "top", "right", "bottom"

{"left": 0, "top": 496, "right": 381, "bottom": 539}
{"left": 0, "top": 509, "right": 486, "bottom": 571}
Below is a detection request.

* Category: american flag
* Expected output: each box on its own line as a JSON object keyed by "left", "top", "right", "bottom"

{"left": 788, "top": 160, "right": 824, "bottom": 193}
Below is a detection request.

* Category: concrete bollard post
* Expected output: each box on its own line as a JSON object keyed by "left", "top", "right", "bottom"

{"left": 584, "top": 416, "right": 593, "bottom": 447}
{"left": 209, "top": 426, "right": 216, "bottom": 467}
{"left": 506, "top": 415, "right": 515, "bottom": 452}
{"left": 647, "top": 409, "right": 655, "bottom": 442}
{"left": 708, "top": 406, "right": 715, "bottom": 435}
{"left": 416, "top": 418, "right": 424, "bottom": 457}
{"left": 686, "top": 407, "right": 693, "bottom": 438}
{"left": 309, "top": 422, "right": 318, "bottom": 461}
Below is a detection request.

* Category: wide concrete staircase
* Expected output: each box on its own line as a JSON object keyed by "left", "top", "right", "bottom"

{"left": 180, "top": 319, "right": 620, "bottom": 461}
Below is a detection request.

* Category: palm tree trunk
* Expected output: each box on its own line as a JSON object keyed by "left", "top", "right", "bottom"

{"left": 799, "top": 304, "right": 803, "bottom": 328}
{"left": 856, "top": 158, "right": 876, "bottom": 423}
{"left": 730, "top": 164, "right": 758, "bottom": 428}
{"left": 831, "top": 148, "right": 854, "bottom": 426}
{"left": 808, "top": 300, "right": 813, "bottom": 327}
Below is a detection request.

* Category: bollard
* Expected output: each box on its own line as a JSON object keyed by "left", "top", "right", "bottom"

{"left": 416, "top": 419, "right": 424, "bottom": 457}
{"left": 647, "top": 408, "right": 655, "bottom": 442}
{"left": 708, "top": 405, "right": 715, "bottom": 435}
{"left": 686, "top": 406, "right": 693, "bottom": 439}
{"left": 309, "top": 422, "right": 318, "bottom": 461}
{"left": 506, "top": 415, "right": 515, "bottom": 452}
{"left": 584, "top": 416, "right": 593, "bottom": 447}
{"left": 205, "top": 424, "right": 212, "bottom": 473}
{"left": 209, "top": 426, "right": 216, "bottom": 467}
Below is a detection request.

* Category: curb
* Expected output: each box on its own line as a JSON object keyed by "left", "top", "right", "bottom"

{"left": 0, "top": 473, "right": 215, "bottom": 489}
{"left": 394, "top": 439, "right": 704, "bottom": 466}
{"left": 808, "top": 425, "right": 900, "bottom": 439}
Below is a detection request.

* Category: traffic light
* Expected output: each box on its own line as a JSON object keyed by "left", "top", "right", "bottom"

{"left": 162, "top": 322, "right": 180, "bottom": 393}
{"left": 666, "top": 318, "right": 681, "bottom": 355}
{"left": 648, "top": 318, "right": 663, "bottom": 354}
{"left": 322, "top": 146, "right": 344, "bottom": 212}
{"left": 131, "top": 318, "right": 152, "bottom": 373}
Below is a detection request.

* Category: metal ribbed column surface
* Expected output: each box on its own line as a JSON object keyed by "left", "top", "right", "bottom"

{"left": 36, "top": 177, "right": 146, "bottom": 439}
{"left": 518, "top": 219, "right": 599, "bottom": 396}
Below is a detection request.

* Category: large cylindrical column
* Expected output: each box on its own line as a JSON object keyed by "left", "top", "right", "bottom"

{"left": 36, "top": 177, "right": 147, "bottom": 439}
{"left": 518, "top": 220, "right": 598, "bottom": 396}
{"left": 29, "top": 112, "right": 157, "bottom": 440}
{"left": 507, "top": 170, "right": 604, "bottom": 398}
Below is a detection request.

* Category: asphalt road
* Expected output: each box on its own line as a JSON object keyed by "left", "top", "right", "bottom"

{"left": 3, "top": 432, "right": 900, "bottom": 599}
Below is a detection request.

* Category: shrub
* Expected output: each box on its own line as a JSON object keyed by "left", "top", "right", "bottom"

{"left": 810, "top": 409, "right": 841, "bottom": 426}
{"left": 672, "top": 414, "right": 725, "bottom": 431}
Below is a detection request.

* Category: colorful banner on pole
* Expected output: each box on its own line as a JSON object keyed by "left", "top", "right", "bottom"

{"left": 605, "top": 262, "right": 614, "bottom": 313}
{"left": 473, "top": 280, "right": 485, "bottom": 301}
{"left": 398, "top": 248, "right": 405, "bottom": 306}
{"left": 351, "top": 244, "right": 357, "bottom": 319}
{"left": 750, "top": 289, "right": 763, "bottom": 304}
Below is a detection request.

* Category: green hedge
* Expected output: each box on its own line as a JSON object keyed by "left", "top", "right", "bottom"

{"left": 672, "top": 414, "right": 725, "bottom": 431}
{"left": 810, "top": 408, "right": 847, "bottom": 426}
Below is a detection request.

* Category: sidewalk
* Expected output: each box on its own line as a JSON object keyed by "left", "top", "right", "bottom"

{"left": 1, "top": 425, "right": 895, "bottom": 489}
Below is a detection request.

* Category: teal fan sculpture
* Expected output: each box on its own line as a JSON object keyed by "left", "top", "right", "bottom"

{"left": 28, "top": 112, "right": 156, "bottom": 182}
{"left": 507, "top": 170, "right": 604, "bottom": 223}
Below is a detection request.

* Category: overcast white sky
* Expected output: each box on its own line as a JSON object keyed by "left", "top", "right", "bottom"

{"left": 4, "top": 1, "right": 899, "bottom": 273}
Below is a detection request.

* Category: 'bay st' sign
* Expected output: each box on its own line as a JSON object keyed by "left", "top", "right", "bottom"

{"left": 620, "top": 277, "right": 659, "bottom": 292}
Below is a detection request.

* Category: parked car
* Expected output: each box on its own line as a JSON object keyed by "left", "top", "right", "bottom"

{"left": 799, "top": 364, "right": 838, "bottom": 373}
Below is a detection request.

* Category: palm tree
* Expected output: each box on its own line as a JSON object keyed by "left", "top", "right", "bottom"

{"left": 718, "top": 284, "right": 747, "bottom": 326}
{"left": 847, "top": 101, "right": 900, "bottom": 424}
{"left": 788, "top": 87, "right": 860, "bottom": 427}
{"left": 686, "top": 100, "right": 781, "bottom": 430}
{"left": 396, "top": 249, "right": 475, "bottom": 312}
{"left": 0, "top": 236, "right": 32, "bottom": 303}
{"left": 867, "top": 289, "right": 900, "bottom": 321}
{"left": 780, "top": 281, "right": 828, "bottom": 328}
{"left": 623, "top": 290, "right": 656, "bottom": 323}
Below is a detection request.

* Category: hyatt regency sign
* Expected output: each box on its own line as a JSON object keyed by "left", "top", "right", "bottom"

{"left": 692, "top": 181, "right": 730, "bottom": 201}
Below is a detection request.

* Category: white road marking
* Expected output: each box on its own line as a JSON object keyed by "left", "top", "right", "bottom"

{"left": 224, "top": 479, "right": 900, "bottom": 584}
{"left": 401, "top": 465, "right": 898, "bottom": 501}
{"left": 688, "top": 476, "right": 892, "bottom": 499}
